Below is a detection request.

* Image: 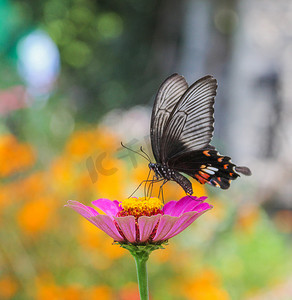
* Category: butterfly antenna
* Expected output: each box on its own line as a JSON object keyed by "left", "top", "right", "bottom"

{"left": 140, "top": 146, "right": 152, "bottom": 162}
{"left": 121, "top": 142, "right": 150, "bottom": 162}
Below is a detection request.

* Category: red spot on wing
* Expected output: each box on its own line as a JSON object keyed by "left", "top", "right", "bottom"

{"left": 218, "top": 157, "right": 224, "bottom": 162}
{"left": 199, "top": 171, "right": 210, "bottom": 180}
{"left": 224, "top": 164, "right": 228, "bottom": 169}
{"left": 195, "top": 174, "right": 207, "bottom": 184}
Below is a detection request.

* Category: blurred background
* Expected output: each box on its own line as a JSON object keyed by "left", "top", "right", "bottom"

{"left": 0, "top": 0, "right": 292, "bottom": 299}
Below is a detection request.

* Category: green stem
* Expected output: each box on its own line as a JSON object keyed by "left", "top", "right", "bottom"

{"left": 118, "top": 243, "right": 167, "bottom": 300}
{"left": 133, "top": 252, "right": 149, "bottom": 300}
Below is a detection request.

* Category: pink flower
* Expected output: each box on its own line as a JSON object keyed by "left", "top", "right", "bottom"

{"left": 66, "top": 196, "right": 212, "bottom": 244}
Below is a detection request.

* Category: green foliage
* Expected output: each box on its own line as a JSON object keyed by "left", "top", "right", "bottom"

{"left": 12, "top": 0, "right": 161, "bottom": 121}
{"left": 207, "top": 210, "right": 292, "bottom": 299}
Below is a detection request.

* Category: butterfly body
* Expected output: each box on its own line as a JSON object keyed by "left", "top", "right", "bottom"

{"left": 149, "top": 162, "right": 193, "bottom": 194}
{"left": 149, "top": 73, "right": 251, "bottom": 194}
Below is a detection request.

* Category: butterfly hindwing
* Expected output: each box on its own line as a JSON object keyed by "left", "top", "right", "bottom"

{"left": 168, "top": 148, "right": 242, "bottom": 189}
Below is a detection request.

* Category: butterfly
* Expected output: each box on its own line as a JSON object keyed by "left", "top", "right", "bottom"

{"left": 148, "top": 73, "right": 251, "bottom": 195}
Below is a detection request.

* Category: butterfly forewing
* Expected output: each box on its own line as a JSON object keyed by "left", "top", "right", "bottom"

{"left": 150, "top": 74, "right": 188, "bottom": 162}
{"left": 160, "top": 76, "right": 217, "bottom": 162}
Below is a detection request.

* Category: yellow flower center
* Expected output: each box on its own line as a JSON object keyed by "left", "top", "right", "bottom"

{"left": 117, "top": 197, "right": 163, "bottom": 219}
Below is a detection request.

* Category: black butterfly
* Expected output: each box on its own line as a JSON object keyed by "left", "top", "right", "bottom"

{"left": 148, "top": 73, "right": 251, "bottom": 195}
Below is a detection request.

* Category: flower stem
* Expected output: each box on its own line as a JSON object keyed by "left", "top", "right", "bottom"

{"left": 119, "top": 241, "right": 167, "bottom": 300}
{"left": 133, "top": 252, "right": 149, "bottom": 300}
{"left": 118, "top": 243, "right": 167, "bottom": 300}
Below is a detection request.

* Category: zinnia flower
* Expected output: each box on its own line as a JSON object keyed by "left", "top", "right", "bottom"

{"left": 66, "top": 196, "right": 212, "bottom": 245}
{"left": 66, "top": 195, "right": 212, "bottom": 300}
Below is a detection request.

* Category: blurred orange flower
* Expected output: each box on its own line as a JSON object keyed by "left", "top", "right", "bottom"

{"left": 66, "top": 130, "right": 98, "bottom": 159}
{"left": 36, "top": 280, "right": 60, "bottom": 300}
{"left": 36, "top": 275, "right": 113, "bottom": 300}
{"left": 75, "top": 171, "right": 95, "bottom": 198}
{"left": 182, "top": 269, "right": 230, "bottom": 300}
{"left": 17, "top": 197, "right": 57, "bottom": 235}
{"left": 85, "top": 285, "right": 113, "bottom": 300}
{"left": 0, "top": 276, "right": 18, "bottom": 299}
{"left": 65, "top": 128, "right": 118, "bottom": 160}
{"left": 131, "top": 163, "right": 149, "bottom": 184}
{"left": 119, "top": 283, "right": 140, "bottom": 300}
{"left": 36, "top": 275, "right": 87, "bottom": 300}
{"left": 0, "top": 172, "right": 49, "bottom": 214}
{"left": 16, "top": 172, "right": 47, "bottom": 199}
{"left": 59, "top": 286, "right": 83, "bottom": 300}
{"left": 0, "top": 135, "right": 35, "bottom": 178}
{"left": 94, "top": 158, "right": 127, "bottom": 199}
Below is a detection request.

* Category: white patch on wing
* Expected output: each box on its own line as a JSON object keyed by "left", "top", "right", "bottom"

{"left": 207, "top": 167, "right": 218, "bottom": 171}
{"left": 202, "top": 168, "right": 215, "bottom": 175}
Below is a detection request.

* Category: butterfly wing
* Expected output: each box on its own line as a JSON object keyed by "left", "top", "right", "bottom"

{"left": 150, "top": 73, "right": 251, "bottom": 191}
{"left": 150, "top": 74, "right": 188, "bottom": 163}
{"left": 168, "top": 148, "right": 251, "bottom": 189}
{"left": 160, "top": 75, "right": 217, "bottom": 162}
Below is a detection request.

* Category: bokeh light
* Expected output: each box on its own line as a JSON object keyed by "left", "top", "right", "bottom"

{"left": 17, "top": 29, "right": 60, "bottom": 98}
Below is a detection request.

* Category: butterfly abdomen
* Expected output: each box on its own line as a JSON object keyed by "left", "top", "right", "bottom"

{"left": 171, "top": 171, "right": 193, "bottom": 195}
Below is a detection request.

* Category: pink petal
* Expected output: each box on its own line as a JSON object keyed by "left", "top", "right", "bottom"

{"left": 152, "top": 215, "right": 178, "bottom": 242}
{"left": 114, "top": 216, "right": 136, "bottom": 243}
{"left": 138, "top": 215, "right": 161, "bottom": 243}
{"left": 92, "top": 198, "right": 122, "bottom": 217}
{"left": 153, "top": 205, "right": 212, "bottom": 242}
{"left": 66, "top": 201, "right": 124, "bottom": 241}
{"left": 165, "top": 210, "right": 211, "bottom": 239}
{"left": 162, "top": 201, "right": 177, "bottom": 215}
{"left": 167, "top": 196, "right": 208, "bottom": 217}
{"left": 90, "top": 215, "right": 124, "bottom": 242}
{"left": 163, "top": 211, "right": 206, "bottom": 240}
{"left": 190, "top": 202, "right": 212, "bottom": 213}
{"left": 65, "top": 200, "right": 99, "bottom": 218}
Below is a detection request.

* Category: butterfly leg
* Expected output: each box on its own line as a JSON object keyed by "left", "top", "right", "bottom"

{"left": 146, "top": 176, "right": 162, "bottom": 198}
{"left": 146, "top": 177, "right": 154, "bottom": 199}
{"left": 128, "top": 176, "right": 164, "bottom": 198}
{"left": 144, "top": 168, "right": 152, "bottom": 198}
{"left": 158, "top": 179, "right": 168, "bottom": 203}
{"left": 128, "top": 178, "right": 158, "bottom": 198}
